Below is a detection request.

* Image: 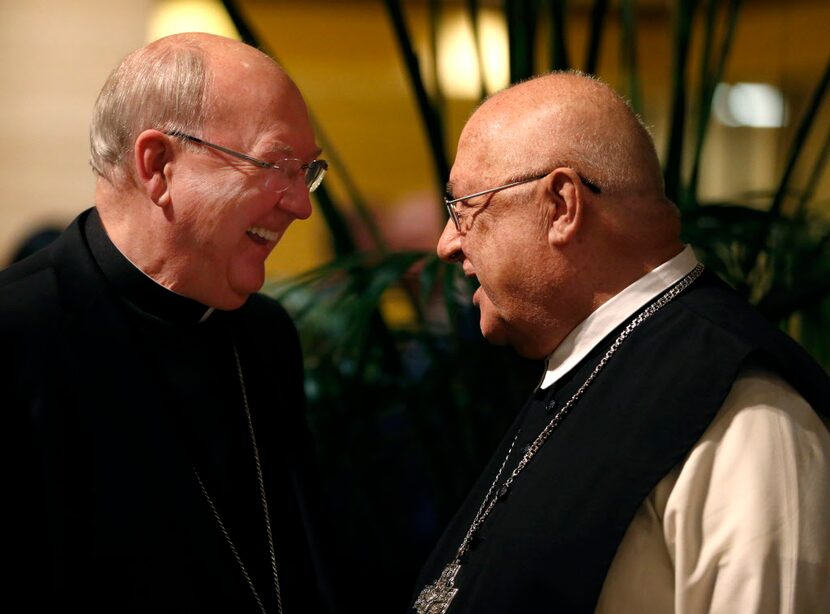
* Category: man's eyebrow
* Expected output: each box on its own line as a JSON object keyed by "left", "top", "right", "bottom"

{"left": 445, "top": 181, "right": 454, "bottom": 197}
{"left": 262, "top": 143, "right": 324, "bottom": 161}
{"left": 260, "top": 142, "right": 294, "bottom": 156}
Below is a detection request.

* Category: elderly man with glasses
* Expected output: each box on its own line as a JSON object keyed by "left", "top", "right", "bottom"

{"left": 1, "top": 33, "right": 333, "bottom": 613}
{"left": 413, "top": 72, "right": 830, "bottom": 614}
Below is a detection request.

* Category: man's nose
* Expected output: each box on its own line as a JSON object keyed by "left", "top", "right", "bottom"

{"left": 437, "top": 218, "right": 463, "bottom": 263}
{"left": 278, "top": 183, "right": 313, "bottom": 220}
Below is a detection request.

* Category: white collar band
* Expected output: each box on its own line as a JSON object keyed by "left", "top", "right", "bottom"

{"left": 539, "top": 245, "right": 699, "bottom": 390}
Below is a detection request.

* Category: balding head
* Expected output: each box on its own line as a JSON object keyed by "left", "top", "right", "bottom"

{"left": 451, "top": 71, "right": 681, "bottom": 256}
{"left": 89, "top": 33, "right": 295, "bottom": 185}
{"left": 89, "top": 33, "right": 318, "bottom": 309}
{"left": 460, "top": 72, "right": 665, "bottom": 199}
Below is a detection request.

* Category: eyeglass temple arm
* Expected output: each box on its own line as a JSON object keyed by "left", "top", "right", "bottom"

{"left": 165, "top": 131, "right": 272, "bottom": 169}
{"left": 444, "top": 177, "right": 540, "bottom": 206}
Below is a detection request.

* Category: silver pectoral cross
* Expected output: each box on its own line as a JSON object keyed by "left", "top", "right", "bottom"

{"left": 413, "top": 561, "right": 462, "bottom": 614}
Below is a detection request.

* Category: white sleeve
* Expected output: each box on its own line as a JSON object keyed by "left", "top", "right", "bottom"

{"left": 597, "top": 366, "right": 830, "bottom": 614}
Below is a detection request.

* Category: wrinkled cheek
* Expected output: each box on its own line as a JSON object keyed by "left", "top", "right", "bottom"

{"left": 181, "top": 182, "right": 248, "bottom": 246}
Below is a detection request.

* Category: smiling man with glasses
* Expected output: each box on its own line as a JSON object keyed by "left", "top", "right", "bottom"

{"left": 413, "top": 72, "right": 830, "bottom": 614}
{"left": 1, "top": 33, "right": 334, "bottom": 612}
{"left": 165, "top": 131, "right": 328, "bottom": 195}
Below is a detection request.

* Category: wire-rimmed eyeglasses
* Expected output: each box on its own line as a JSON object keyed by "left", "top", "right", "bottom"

{"left": 166, "top": 131, "right": 328, "bottom": 193}
{"left": 444, "top": 170, "right": 601, "bottom": 231}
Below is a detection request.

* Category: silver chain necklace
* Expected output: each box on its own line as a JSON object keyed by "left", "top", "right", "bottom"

{"left": 414, "top": 263, "right": 704, "bottom": 614}
{"left": 194, "top": 345, "right": 283, "bottom": 614}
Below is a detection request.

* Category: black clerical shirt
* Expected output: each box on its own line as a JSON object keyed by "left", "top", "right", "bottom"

{"left": 1, "top": 207, "right": 327, "bottom": 612}
{"left": 85, "top": 211, "right": 284, "bottom": 608}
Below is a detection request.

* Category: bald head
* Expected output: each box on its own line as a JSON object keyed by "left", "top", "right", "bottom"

{"left": 89, "top": 33, "right": 296, "bottom": 185}
{"left": 461, "top": 72, "right": 666, "bottom": 200}
{"left": 450, "top": 71, "right": 680, "bottom": 263}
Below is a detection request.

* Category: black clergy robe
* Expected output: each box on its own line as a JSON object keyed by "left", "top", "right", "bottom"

{"left": 412, "top": 271, "right": 830, "bottom": 613}
{"left": 1, "top": 208, "right": 331, "bottom": 613}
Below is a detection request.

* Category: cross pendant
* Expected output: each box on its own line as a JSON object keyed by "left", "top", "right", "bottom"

{"left": 413, "top": 562, "right": 461, "bottom": 614}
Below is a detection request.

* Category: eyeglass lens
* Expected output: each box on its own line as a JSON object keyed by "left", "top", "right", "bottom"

{"left": 445, "top": 202, "right": 460, "bottom": 230}
{"left": 304, "top": 160, "right": 327, "bottom": 192}
{"left": 263, "top": 159, "right": 327, "bottom": 193}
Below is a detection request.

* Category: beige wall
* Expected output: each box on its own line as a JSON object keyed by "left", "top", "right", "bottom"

{"left": 0, "top": 0, "right": 152, "bottom": 264}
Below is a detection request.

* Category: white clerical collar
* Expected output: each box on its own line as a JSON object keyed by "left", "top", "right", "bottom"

{"left": 539, "top": 245, "right": 700, "bottom": 390}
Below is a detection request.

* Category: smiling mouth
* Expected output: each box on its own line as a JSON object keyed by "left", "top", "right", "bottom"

{"left": 246, "top": 226, "right": 281, "bottom": 245}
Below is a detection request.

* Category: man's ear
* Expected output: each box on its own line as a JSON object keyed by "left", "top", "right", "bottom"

{"left": 134, "top": 129, "right": 174, "bottom": 207}
{"left": 544, "top": 168, "right": 584, "bottom": 247}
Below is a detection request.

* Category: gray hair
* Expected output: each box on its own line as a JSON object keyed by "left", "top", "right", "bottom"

{"left": 89, "top": 37, "right": 212, "bottom": 183}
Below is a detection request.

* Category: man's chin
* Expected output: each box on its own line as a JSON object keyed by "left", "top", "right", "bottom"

{"left": 478, "top": 313, "right": 510, "bottom": 347}
{"left": 212, "top": 279, "right": 261, "bottom": 311}
{"left": 481, "top": 330, "right": 509, "bottom": 347}
{"left": 480, "top": 313, "right": 547, "bottom": 359}
{"left": 228, "top": 268, "right": 265, "bottom": 301}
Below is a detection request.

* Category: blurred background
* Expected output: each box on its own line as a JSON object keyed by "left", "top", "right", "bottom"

{"left": 2, "top": 1, "right": 828, "bottom": 612}
{"left": 3, "top": 0, "right": 828, "bottom": 271}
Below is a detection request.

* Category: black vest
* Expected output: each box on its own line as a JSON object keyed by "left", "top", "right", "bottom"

{"left": 413, "top": 271, "right": 829, "bottom": 613}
